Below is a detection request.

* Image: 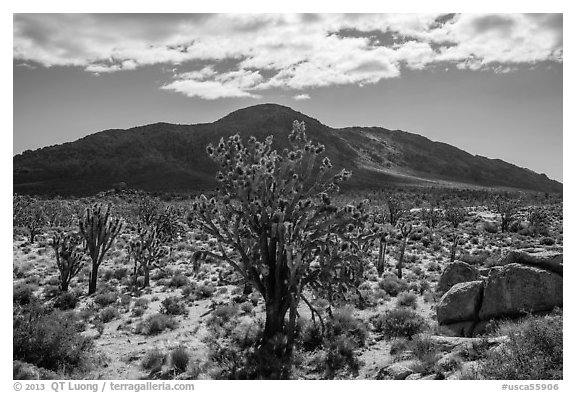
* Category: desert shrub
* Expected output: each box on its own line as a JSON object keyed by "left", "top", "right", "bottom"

{"left": 13, "top": 284, "right": 37, "bottom": 306}
{"left": 141, "top": 348, "right": 165, "bottom": 372}
{"left": 230, "top": 317, "right": 263, "bottom": 349}
{"left": 426, "top": 261, "right": 441, "bottom": 272}
{"left": 240, "top": 301, "right": 254, "bottom": 314}
{"left": 45, "top": 276, "right": 61, "bottom": 286}
{"left": 160, "top": 296, "right": 188, "bottom": 316}
{"left": 396, "top": 291, "right": 418, "bottom": 309}
{"left": 13, "top": 302, "right": 93, "bottom": 372}
{"left": 480, "top": 313, "right": 562, "bottom": 379}
{"left": 168, "top": 274, "right": 190, "bottom": 288}
{"left": 422, "top": 290, "right": 435, "bottom": 303}
{"left": 389, "top": 337, "right": 410, "bottom": 356}
{"left": 170, "top": 345, "right": 190, "bottom": 373}
{"left": 371, "top": 308, "right": 428, "bottom": 339}
{"left": 136, "top": 313, "right": 178, "bottom": 335}
{"left": 195, "top": 284, "right": 216, "bottom": 299}
{"left": 208, "top": 304, "right": 239, "bottom": 329}
{"left": 299, "top": 319, "right": 324, "bottom": 352}
{"left": 93, "top": 291, "right": 118, "bottom": 308}
{"left": 101, "top": 269, "right": 114, "bottom": 281}
{"left": 412, "top": 265, "right": 423, "bottom": 277}
{"left": 113, "top": 267, "right": 129, "bottom": 280}
{"left": 181, "top": 283, "right": 198, "bottom": 298}
{"left": 326, "top": 307, "right": 369, "bottom": 347}
{"left": 54, "top": 291, "right": 78, "bottom": 310}
{"left": 378, "top": 274, "right": 408, "bottom": 297}
{"left": 99, "top": 306, "right": 120, "bottom": 323}
{"left": 301, "top": 307, "right": 368, "bottom": 379}
{"left": 134, "top": 298, "right": 149, "bottom": 309}
{"left": 42, "top": 285, "right": 61, "bottom": 300}
{"left": 324, "top": 335, "right": 361, "bottom": 379}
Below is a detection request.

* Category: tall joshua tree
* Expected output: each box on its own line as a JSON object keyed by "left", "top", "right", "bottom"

{"left": 190, "top": 121, "right": 366, "bottom": 378}
{"left": 79, "top": 204, "right": 122, "bottom": 295}
{"left": 396, "top": 220, "right": 413, "bottom": 279}
{"left": 52, "top": 232, "right": 85, "bottom": 292}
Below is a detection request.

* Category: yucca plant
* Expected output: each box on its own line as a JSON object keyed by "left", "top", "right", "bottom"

{"left": 189, "top": 120, "right": 376, "bottom": 378}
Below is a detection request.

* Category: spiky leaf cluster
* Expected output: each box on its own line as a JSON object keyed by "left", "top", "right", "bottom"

{"left": 191, "top": 121, "right": 356, "bottom": 297}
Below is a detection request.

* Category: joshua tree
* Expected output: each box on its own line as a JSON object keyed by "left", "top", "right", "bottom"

{"left": 493, "top": 196, "right": 520, "bottom": 232}
{"left": 136, "top": 195, "right": 161, "bottom": 226}
{"left": 421, "top": 201, "right": 442, "bottom": 242}
{"left": 52, "top": 231, "right": 85, "bottom": 292}
{"left": 396, "top": 220, "right": 413, "bottom": 279}
{"left": 79, "top": 204, "right": 123, "bottom": 295}
{"left": 444, "top": 205, "right": 466, "bottom": 262}
{"left": 386, "top": 196, "right": 405, "bottom": 226}
{"left": 17, "top": 199, "right": 47, "bottom": 243}
{"left": 376, "top": 222, "right": 394, "bottom": 277}
{"left": 527, "top": 207, "right": 548, "bottom": 236}
{"left": 128, "top": 225, "right": 168, "bottom": 289}
{"left": 189, "top": 121, "right": 365, "bottom": 378}
{"left": 444, "top": 205, "right": 466, "bottom": 229}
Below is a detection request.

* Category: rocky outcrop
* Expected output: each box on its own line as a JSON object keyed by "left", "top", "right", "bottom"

{"left": 437, "top": 281, "right": 484, "bottom": 324}
{"left": 437, "top": 262, "right": 480, "bottom": 294}
{"left": 498, "top": 250, "right": 563, "bottom": 276}
{"left": 437, "top": 253, "right": 562, "bottom": 337}
{"left": 478, "top": 263, "right": 562, "bottom": 320}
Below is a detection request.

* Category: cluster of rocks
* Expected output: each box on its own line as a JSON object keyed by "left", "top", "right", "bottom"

{"left": 436, "top": 250, "right": 562, "bottom": 337}
{"left": 375, "top": 336, "right": 508, "bottom": 380}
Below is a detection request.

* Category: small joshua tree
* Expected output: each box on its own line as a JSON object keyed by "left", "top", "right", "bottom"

{"left": 376, "top": 220, "right": 394, "bottom": 277}
{"left": 444, "top": 205, "right": 466, "bottom": 262}
{"left": 79, "top": 204, "right": 123, "bottom": 295}
{"left": 52, "top": 232, "right": 85, "bottom": 292}
{"left": 17, "top": 199, "right": 47, "bottom": 243}
{"left": 128, "top": 225, "right": 169, "bottom": 289}
{"left": 386, "top": 196, "right": 405, "bottom": 226}
{"left": 136, "top": 195, "right": 161, "bottom": 226}
{"left": 189, "top": 121, "right": 364, "bottom": 378}
{"left": 493, "top": 196, "right": 519, "bottom": 232}
{"left": 421, "top": 201, "right": 442, "bottom": 242}
{"left": 527, "top": 207, "right": 548, "bottom": 236}
{"left": 396, "top": 220, "right": 413, "bottom": 279}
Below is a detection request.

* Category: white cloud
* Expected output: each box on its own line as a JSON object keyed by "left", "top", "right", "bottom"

{"left": 162, "top": 68, "right": 263, "bottom": 99}
{"left": 293, "top": 94, "right": 310, "bottom": 100}
{"left": 13, "top": 13, "right": 563, "bottom": 99}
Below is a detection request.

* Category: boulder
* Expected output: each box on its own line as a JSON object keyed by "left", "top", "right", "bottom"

{"left": 438, "top": 321, "right": 477, "bottom": 338}
{"left": 499, "top": 250, "right": 562, "bottom": 276}
{"left": 482, "top": 221, "right": 499, "bottom": 234}
{"left": 405, "top": 373, "right": 422, "bottom": 380}
{"left": 377, "top": 363, "right": 415, "bottom": 380}
{"left": 437, "top": 280, "right": 484, "bottom": 324}
{"left": 479, "top": 263, "right": 562, "bottom": 321}
{"left": 437, "top": 262, "right": 480, "bottom": 294}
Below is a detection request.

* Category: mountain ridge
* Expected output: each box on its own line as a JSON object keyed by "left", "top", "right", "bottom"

{"left": 13, "top": 104, "right": 562, "bottom": 196}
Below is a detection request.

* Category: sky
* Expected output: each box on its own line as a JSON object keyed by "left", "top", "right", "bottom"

{"left": 13, "top": 13, "right": 563, "bottom": 182}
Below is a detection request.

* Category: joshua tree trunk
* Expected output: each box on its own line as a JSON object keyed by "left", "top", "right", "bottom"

{"left": 255, "top": 294, "right": 294, "bottom": 379}
{"left": 88, "top": 263, "right": 99, "bottom": 295}
{"left": 397, "top": 237, "right": 407, "bottom": 279}
{"left": 143, "top": 263, "right": 151, "bottom": 288}
{"left": 377, "top": 237, "right": 387, "bottom": 276}
{"left": 450, "top": 233, "right": 460, "bottom": 262}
